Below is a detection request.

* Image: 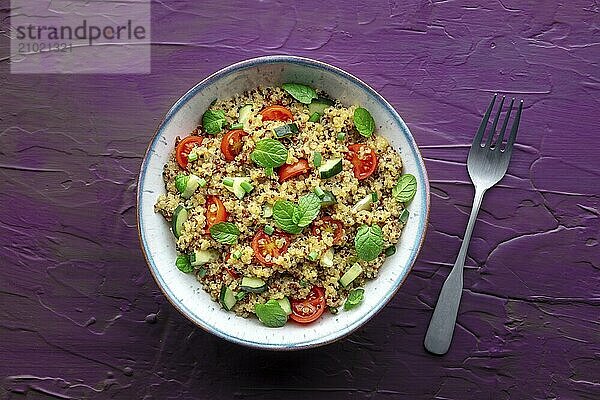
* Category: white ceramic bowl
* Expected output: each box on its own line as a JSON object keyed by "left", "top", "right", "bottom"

{"left": 137, "top": 55, "right": 430, "bottom": 350}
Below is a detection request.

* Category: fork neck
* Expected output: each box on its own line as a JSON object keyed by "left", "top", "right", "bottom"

{"left": 455, "top": 187, "right": 486, "bottom": 269}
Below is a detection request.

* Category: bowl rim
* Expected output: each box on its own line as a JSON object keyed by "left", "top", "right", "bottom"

{"left": 137, "top": 55, "right": 430, "bottom": 350}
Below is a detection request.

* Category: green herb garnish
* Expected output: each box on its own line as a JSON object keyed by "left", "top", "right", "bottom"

{"left": 353, "top": 107, "right": 375, "bottom": 137}
{"left": 392, "top": 174, "right": 417, "bottom": 203}
{"left": 250, "top": 139, "right": 288, "bottom": 168}
{"left": 209, "top": 222, "right": 240, "bottom": 244}
{"left": 235, "top": 291, "right": 247, "bottom": 301}
{"left": 355, "top": 224, "right": 384, "bottom": 261}
{"left": 292, "top": 193, "right": 321, "bottom": 227}
{"left": 187, "top": 153, "right": 198, "bottom": 162}
{"left": 175, "top": 254, "right": 193, "bottom": 273}
{"left": 272, "top": 200, "right": 303, "bottom": 234}
{"left": 344, "top": 288, "right": 365, "bottom": 310}
{"left": 264, "top": 224, "right": 275, "bottom": 235}
{"left": 282, "top": 83, "right": 318, "bottom": 104}
{"left": 254, "top": 299, "right": 288, "bottom": 327}
{"left": 313, "top": 152, "right": 322, "bottom": 168}
{"left": 230, "top": 122, "right": 244, "bottom": 130}
{"left": 202, "top": 109, "right": 227, "bottom": 134}
{"left": 273, "top": 193, "right": 321, "bottom": 234}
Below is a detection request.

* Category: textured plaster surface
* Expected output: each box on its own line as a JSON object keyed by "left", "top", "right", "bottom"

{"left": 0, "top": 0, "right": 599, "bottom": 399}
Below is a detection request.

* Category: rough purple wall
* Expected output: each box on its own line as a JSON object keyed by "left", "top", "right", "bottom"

{"left": 1, "top": 0, "right": 598, "bottom": 399}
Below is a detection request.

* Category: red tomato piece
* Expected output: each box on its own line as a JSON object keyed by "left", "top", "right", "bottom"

{"left": 205, "top": 195, "right": 228, "bottom": 229}
{"left": 221, "top": 129, "right": 247, "bottom": 161}
{"left": 175, "top": 136, "right": 204, "bottom": 169}
{"left": 260, "top": 105, "right": 293, "bottom": 122}
{"left": 251, "top": 229, "right": 291, "bottom": 266}
{"left": 346, "top": 144, "right": 378, "bottom": 180}
{"left": 278, "top": 159, "right": 310, "bottom": 183}
{"left": 311, "top": 216, "right": 344, "bottom": 245}
{"left": 290, "top": 286, "right": 326, "bottom": 324}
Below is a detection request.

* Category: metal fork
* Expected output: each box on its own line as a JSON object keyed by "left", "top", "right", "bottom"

{"left": 424, "top": 94, "right": 523, "bottom": 355}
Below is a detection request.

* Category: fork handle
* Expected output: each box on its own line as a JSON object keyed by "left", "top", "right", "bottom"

{"left": 424, "top": 187, "right": 486, "bottom": 355}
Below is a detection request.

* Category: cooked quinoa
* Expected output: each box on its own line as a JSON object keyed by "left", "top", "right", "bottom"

{"left": 154, "top": 85, "right": 411, "bottom": 326}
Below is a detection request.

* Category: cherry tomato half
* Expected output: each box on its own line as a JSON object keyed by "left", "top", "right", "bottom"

{"left": 175, "top": 135, "right": 204, "bottom": 169}
{"left": 260, "top": 105, "right": 293, "bottom": 122}
{"left": 221, "top": 129, "right": 247, "bottom": 162}
{"left": 206, "top": 195, "right": 228, "bottom": 229}
{"left": 311, "top": 216, "right": 344, "bottom": 245}
{"left": 278, "top": 159, "right": 310, "bottom": 183}
{"left": 290, "top": 286, "right": 326, "bottom": 324}
{"left": 346, "top": 144, "right": 378, "bottom": 180}
{"left": 251, "top": 229, "right": 291, "bottom": 266}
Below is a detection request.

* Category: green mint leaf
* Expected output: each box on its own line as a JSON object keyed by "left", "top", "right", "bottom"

{"left": 353, "top": 107, "right": 375, "bottom": 137}
{"left": 202, "top": 109, "right": 227, "bottom": 134}
{"left": 209, "top": 222, "right": 240, "bottom": 244}
{"left": 355, "top": 224, "right": 384, "bottom": 261}
{"left": 399, "top": 208, "right": 410, "bottom": 224}
{"left": 273, "top": 200, "right": 302, "bottom": 234}
{"left": 254, "top": 299, "right": 288, "bottom": 327}
{"left": 250, "top": 139, "right": 288, "bottom": 168}
{"left": 282, "top": 83, "right": 318, "bottom": 104}
{"left": 174, "top": 174, "right": 188, "bottom": 194}
{"left": 344, "top": 288, "right": 365, "bottom": 310}
{"left": 292, "top": 193, "right": 321, "bottom": 227}
{"left": 175, "top": 254, "right": 193, "bottom": 273}
{"left": 392, "top": 174, "right": 417, "bottom": 203}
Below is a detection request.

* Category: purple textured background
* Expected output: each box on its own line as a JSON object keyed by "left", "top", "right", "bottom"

{"left": 1, "top": 1, "right": 599, "bottom": 399}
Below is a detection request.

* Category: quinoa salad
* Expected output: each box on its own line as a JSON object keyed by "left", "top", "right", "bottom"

{"left": 154, "top": 83, "right": 417, "bottom": 327}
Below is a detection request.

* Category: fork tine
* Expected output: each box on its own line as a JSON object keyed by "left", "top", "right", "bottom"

{"left": 485, "top": 96, "right": 505, "bottom": 147}
{"left": 504, "top": 100, "right": 523, "bottom": 152}
{"left": 474, "top": 94, "right": 496, "bottom": 146}
{"left": 494, "top": 97, "right": 515, "bottom": 147}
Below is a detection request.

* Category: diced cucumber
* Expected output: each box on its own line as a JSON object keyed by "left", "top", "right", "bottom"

{"left": 171, "top": 205, "right": 188, "bottom": 238}
{"left": 238, "top": 104, "right": 253, "bottom": 125}
{"left": 220, "top": 284, "right": 237, "bottom": 311}
{"left": 277, "top": 297, "right": 292, "bottom": 315}
{"left": 308, "top": 97, "right": 334, "bottom": 115}
{"left": 308, "top": 112, "right": 320, "bottom": 122}
{"left": 308, "top": 251, "right": 319, "bottom": 261}
{"left": 273, "top": 123, "right": 299, "bottom": 138}
{"left": 351, "top": 193, "right": 375, "bottom": 213}
{"left": 263, "top": 203, "right": 273, "bottom": 218}
{"left": 384, "top": 246, "right": 396, "bottom": 257}
{"left": 320, "top": 248, "right": 334, "bottom": 268}
{"left": 230, "top": 122, "right": 244, "bottom": 130}
{"left": 318, "top": 158, "right": 343, "bottom": 179}
{"left": 319, "top": 190, "right": 337, "bottom": 207}
{"left": 189, "top": 249, "right": 219, "bottom": 267}
{"left": 181, "top": 174, "right": 201, "bottom": 199}
{"left": 340, "top": 263, "right": 363, "bottom": 287}
{"left": 223, "top": 176, "right": 252, "bottom": 199}
{"left": 240, "top": 276, "right": 267, "bottom": 293}
{"left": 399, "top": 209, "right": 410, "bottom": 224}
